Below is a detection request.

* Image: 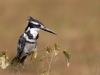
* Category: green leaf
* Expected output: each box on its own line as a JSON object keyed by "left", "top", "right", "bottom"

{"left": 46, "top": 46, "right": 52, "bottom": 54}
{"left": 63, "top": 50, "right": 71, "bottom": 67}
{"left": 54, "top": 43, "right": 59, "bottom": 56}
{"left": 10, "top": 59, "right": 14, "bottom": 66}
{"left": 30, "top": 49, "right": 37, "bottom": 61}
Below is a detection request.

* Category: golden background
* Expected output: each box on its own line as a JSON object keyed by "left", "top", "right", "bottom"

{"left": 0, "top": 0, "right": 100, "bottom": 75}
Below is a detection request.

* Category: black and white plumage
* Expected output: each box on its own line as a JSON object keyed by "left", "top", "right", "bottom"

{"left": 12, "top": 17, "right": 57, "bottom": 63}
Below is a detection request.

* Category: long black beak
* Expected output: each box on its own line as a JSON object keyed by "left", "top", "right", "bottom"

{"left": 40, "top": 27, "right": 57, "bottom": 35}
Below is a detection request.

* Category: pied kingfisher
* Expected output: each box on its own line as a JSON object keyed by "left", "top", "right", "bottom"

{"left": 12, "top": 17, "right": 57, "bottom": 63}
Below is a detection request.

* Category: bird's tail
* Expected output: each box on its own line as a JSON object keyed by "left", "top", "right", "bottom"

{"left": 11, "top": 56, "right": 27, "bottom": 66}
{"left": 20, "top": 56, "right": 27, "bottom": 63}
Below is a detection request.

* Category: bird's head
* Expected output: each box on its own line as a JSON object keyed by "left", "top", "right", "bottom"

{"left": 25, "top": 17, "right": 57, "bottom": 35}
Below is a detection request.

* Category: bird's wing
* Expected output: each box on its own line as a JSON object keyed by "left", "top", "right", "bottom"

{"left": 17, "top": 34, "right": 26, "bottom": 58}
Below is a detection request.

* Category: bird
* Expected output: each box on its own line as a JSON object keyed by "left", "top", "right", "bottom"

{"left": 12, "top": 17, "right": 57, "bottom": 63}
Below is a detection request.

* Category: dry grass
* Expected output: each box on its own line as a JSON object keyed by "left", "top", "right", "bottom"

{"left": 0, "top": 0, "right": 100, "bottom": 75}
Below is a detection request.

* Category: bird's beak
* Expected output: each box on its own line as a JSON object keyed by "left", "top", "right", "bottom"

{"left": 40, "top": 27, "right": 57, "bottom": 35}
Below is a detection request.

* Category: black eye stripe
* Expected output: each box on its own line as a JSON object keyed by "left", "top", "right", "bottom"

{"left": 35, "top": 25, "right": 40, "bottom": 28}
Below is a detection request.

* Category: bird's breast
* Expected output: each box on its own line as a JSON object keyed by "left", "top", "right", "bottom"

{"left": 24, "top": 43, "right": 37, "bottom": 56}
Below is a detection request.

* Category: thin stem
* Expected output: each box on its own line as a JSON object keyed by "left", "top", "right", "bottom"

{"left": 46, "top": 53, "right": 49, "bottom": 66}
{"left": 36, "top": 49, "right": 46, "bottom": 52}
{"left": 48, "top": 52, "right": 54, "bottom": 74}
{"left": 52, "top": 56, "right": 59, "bottom": 66}
{"left": 41, "top": 61, "right": 44, "bottom": 70}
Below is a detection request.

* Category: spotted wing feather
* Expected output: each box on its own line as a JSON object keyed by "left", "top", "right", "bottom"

{"left": 17, "top": 34, "right": 26, "bottom": 59}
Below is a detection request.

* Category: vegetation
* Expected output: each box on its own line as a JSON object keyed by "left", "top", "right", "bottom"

{"left": 0, "top": 43, "right": 71, "bottom": 75}
{"left": 0, "top": 0, "right": 100, "bottom": 75}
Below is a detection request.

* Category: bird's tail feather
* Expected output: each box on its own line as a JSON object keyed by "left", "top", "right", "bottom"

{"left": 11, "top": 56, "right": 27, "bottom": 66}
{"left": 20, "top": 56, "right": 27, "bottom": 63}
{"left": 11, "top": 57, "right": 20, "bottom": 66}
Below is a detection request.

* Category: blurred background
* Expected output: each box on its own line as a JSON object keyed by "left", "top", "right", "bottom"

{"left": 0, "top": 0, "right": 100, "bottom": 75}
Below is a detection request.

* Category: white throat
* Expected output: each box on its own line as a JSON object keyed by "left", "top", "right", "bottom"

{"left": 30, "top": 28, "right": 39, "bottom": 39}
